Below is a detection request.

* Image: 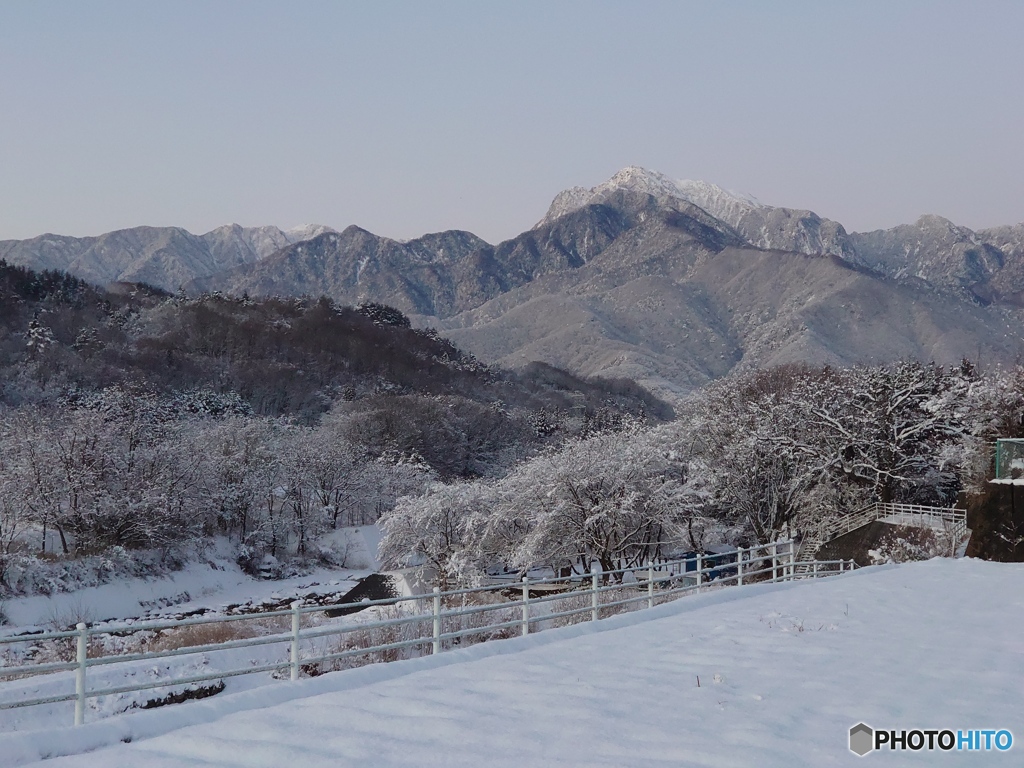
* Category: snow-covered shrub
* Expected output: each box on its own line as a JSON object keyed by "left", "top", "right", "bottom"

{"left": 46, "top": 594, "right": 95, "bottom": 630}
{"left": 0, "top": 548, "right": 184, "bottom": 600}
{"left": 308, "top": 606, "right": 433, "bottom": 674}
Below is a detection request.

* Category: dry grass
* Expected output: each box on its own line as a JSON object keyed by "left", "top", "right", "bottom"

{"left": 440, "top": 592, "right": 520, "bottom": 648}
{"left": 146, "top": 616, "right": 289, "bottom": 653}
{"left": 2, "top": 613, "right": 292, "bottom": 675}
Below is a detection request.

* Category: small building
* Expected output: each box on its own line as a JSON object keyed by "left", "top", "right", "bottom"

{"left": 970, "top": 439, "right": 1024, "bottom": 561}
{"left": 993, "top": 438, "right": 1024, "bottom": 483}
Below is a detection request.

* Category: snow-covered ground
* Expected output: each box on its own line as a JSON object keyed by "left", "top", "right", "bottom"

{"left": 2, "top": 561, "right": 346, "bottom": 630}
{"left": 0, "top": 535, "right": 379, "bottom": 631}
{"left": 3, "top": 557, "right": 1021, "bottom": 767}
{"left": 1, "top": 542, "right": 376, "bottom": 734}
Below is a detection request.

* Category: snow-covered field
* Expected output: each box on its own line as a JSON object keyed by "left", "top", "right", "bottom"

{"left": 3, "top": 557, "right": 1021, "bottom": 767}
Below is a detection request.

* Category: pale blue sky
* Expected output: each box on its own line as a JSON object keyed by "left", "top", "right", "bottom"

{"left": 1, "top": 1, "right": 1022, "bottom": 243}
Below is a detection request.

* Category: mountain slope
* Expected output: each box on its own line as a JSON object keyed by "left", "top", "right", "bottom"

{"left": 849, "top": 216, "right": 1002, "bottom": 296}
{"left": 436, "top": 238, "right": 1024, "bottom": 396}
{"left": 188, "top": 227, "right": 488, "bottom": 316}
{"left": 434, "top": 183, "right": 1024, "bottom": 394}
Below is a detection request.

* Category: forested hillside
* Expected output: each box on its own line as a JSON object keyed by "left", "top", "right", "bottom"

{"left": 0, "top": 260, "right": 666, "bottom": 420}
{"left": 0, "top": 261, "right": 668, "bottom": 595}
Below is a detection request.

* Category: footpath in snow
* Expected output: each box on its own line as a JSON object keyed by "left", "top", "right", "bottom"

{"left": 4, "top": 558, "right": 1023, "bottom": 767}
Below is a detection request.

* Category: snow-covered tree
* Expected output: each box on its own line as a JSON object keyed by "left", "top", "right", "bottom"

{"left": 379, "top": 426, "right": 717, "bottom": 584}
{"left": 501, "top": 430, "right": 704, "bottom": 573}
{"left": 379, "top": 482, "right": 488, "bottom": 589}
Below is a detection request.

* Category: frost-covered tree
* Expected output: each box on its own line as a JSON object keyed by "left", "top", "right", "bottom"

{"left": 0, "top": 401, "right": 202, "bottom": 556}
{"left": 681, "top": 362, "right": 972, "bottom": 541}
{"left": 6, "top": 352, "right": 1022, "bottom": 581}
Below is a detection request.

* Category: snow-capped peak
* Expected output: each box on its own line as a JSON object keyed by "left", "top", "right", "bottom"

{"left": 539, "top": 166, "right": 762, "bottom": 227}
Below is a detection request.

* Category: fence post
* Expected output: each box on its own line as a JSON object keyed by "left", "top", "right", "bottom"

{"left": 591, "top": 570, "right": 599, "bottom": 622}
{"left": 432, "top": 587, "right": 441, "bottom": 654}
{"left": 737, "top": 547, "right": 744, "bottom": 586}
{"left": 771, "top": 541, "right": 778, "bottom": 583}
{"left": 521, "top": 577, "right": 530, "bottom": 636}
{"left": 74, "top": 622, "right": 88, "bottom": 726}
{"left": 696, "top": 553, "right": 702, "bottom": 588}
{"left": 648, "top": 561, "right": 654, "bottom": 609}
{"left": 290, "top": 601, "right": 301, "bottom": 681}
{"left": 789, "top": 541, "right": 796, "bottom": 580}
{"left": 812, "top": 561, "right": 818, "bottom": 578}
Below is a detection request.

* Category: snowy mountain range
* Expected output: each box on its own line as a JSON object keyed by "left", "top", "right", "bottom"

{"left": 3, "top": 167, "right": 1024, "bottom": 394}
{"left": 0, "top": 223, "right": 335, "bottom": 291}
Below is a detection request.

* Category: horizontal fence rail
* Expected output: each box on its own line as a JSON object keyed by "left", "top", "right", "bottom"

{"left": 0, "top": 541, "right": 857, "bottom": 727}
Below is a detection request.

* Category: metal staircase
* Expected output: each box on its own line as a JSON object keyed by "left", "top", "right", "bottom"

{"left": 798, "top": 502, "right": 969, "bottom": 573}
{"left": 793, "top": 530, "right": 826, "bottom": 575}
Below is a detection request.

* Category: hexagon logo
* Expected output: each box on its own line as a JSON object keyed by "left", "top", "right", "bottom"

{"left": 850, "top": 723, "right": 874, "bottom": 756}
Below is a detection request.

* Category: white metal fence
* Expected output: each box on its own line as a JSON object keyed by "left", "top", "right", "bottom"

{"left": 0, "top": 540, "right": 856, "bottom": 728}
{"left": 875, "top": 503, "right": 969, "bottom": 541}
{"left": 816, "top": 502, "right": 967, "bottom": 543}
